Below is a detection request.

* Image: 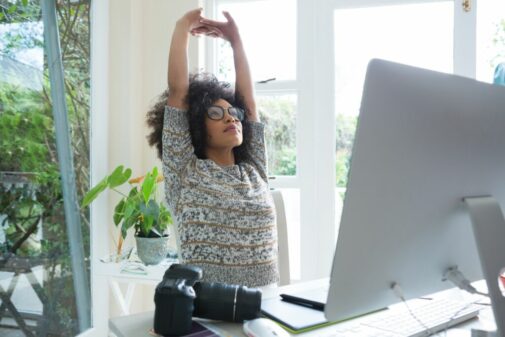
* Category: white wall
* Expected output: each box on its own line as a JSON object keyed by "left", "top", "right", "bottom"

{"left": 108, "top": 0, "right": 201, "bottom": 175}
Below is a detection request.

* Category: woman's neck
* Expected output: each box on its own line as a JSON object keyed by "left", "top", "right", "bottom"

{"left": 206, "top": 147, "right": 235, "bottom": 167}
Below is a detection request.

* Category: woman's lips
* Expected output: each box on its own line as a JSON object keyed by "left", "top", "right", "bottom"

{"left": 224, "top": 125, "right": 239, "bottom": 133}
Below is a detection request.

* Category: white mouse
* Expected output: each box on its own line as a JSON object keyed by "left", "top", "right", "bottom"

{"left": 243, "top": 318, "right": 290, "bottom": 337}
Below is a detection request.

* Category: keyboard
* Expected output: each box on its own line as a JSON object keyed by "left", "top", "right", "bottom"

{"left": 320, "top": 298, "right": 482, "bottom": 337}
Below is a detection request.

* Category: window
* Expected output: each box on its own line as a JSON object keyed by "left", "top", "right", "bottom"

{"left": 333, "top": 1, "right": 454, "bottom": 231}
{"left": 201, "top": 0, "right": 489, "bottom": 282}
{"left": 209, "top": 0, "right": 298, "bottom": 178}
{"left": 214, "top": 0, "right": 296, "bottom": 83}
{"left": 0, "top": 1, "right": 91, "bottom": 335}
{"left": 257, "top": 93, "right": 297, "bottom": 176}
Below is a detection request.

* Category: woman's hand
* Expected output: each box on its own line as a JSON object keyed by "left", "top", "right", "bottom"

{"left": 177, "top": 8, "right": 207, "bottom": 32}
{"left": 193, "top": 11, "right": 241, "bottom": 46}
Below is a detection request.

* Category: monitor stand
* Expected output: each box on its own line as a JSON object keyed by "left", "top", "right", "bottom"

{"left": 464, "top": 196, "right": 505, "bottom": 337}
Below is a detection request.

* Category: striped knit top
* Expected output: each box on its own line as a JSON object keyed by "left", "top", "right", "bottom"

{"left": 162, "top": 105, "right": 279, "bottom": 287}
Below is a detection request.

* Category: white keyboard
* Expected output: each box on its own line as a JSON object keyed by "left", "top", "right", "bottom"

{"left": 320, "top": 298, "right": 482, "bottom": 337}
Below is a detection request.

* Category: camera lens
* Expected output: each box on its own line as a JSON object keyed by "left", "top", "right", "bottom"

{"left": 234, "top": 286, "right": 263, "bottom": 321}
{"left": 193, "top": 282, "right": 262, "bottom": 322}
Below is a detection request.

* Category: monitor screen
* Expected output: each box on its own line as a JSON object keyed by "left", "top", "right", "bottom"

{"left": 325, "top": 59, "right": 505, "bottom": 322}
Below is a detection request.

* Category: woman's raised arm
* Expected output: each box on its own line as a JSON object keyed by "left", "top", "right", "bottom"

{"left": 167, "top": 9, "right": 205, "bottom": 109}
{"left": 199, "top": 11, "right": 259, "bottom": 122}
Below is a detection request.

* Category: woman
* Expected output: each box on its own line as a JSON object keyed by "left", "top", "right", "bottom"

{"left": 146, "top": 8, "right": 279, "bottom": 287}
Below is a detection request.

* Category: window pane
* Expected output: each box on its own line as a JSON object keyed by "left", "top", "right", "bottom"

{"left": 216, "top": 0, "right": 296, "bottom": 82}
{"left": 333, "top": 2, "right": 453, "bottom": 226}
{"left": 257, "top": 94, "right": 297, "bottom": 176}
{"left": 476, "top": 0, "right": 505, "bottom": 83}
{"left": 0, "top": 1, "right": 91, "bottom": 335}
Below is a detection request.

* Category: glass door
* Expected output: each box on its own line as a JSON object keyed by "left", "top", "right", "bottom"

{"left": 0, "top": 0, "right": 92, "bottom": 335}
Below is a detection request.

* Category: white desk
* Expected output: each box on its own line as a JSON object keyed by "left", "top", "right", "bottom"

{"left": 109, "top": 279, "right": 497, "bottom": 337}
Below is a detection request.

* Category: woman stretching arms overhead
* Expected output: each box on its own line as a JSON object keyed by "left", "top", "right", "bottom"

{"left": 146, "top": 8, "right": 279, "bottom": 287}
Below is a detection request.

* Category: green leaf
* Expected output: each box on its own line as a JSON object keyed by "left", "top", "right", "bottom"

{"left": 122, "top": 211, "right": 138, "bottom": 239}
{"left": 158, "top": 205, "right": 172, "bottom": 230}
{"left": 128, "top": 187, "right": 139, "bottom": 198}
{"left": 107, "top": 165, "right": 131, "bottom": 188}
{"left": 81, "top": 177, "right": 108, "bottom": 207}
{"left": 8, "top": 5, "right": 17, "bottom": 14}
{"left": 124, "top": 199, "right": 136, "bottom": 220}
{"left": 113, "top": 199, "right": 125, "bottom": 226}
{"left": 142, "top": 200, "right": 160, "bottom": 218}
{"left": 121, "top": 226, "right": 128, "bottom": 240}
{"left": 143, "top": 215, "right": 154, "bottom": 236}
{"left": 139, "top": 200, "right": 159, "bottom": 223}
{"left": 139, "top": 200, "right": 159, "bottom": 235}
{"left": 123, "top": 214, "right": 136, "bottom": 230}
{"left": 22, "top": 0, "right": 28, "bottom": 7}
{"left": 141, "top": 168, "right": 157, "bottom": 204}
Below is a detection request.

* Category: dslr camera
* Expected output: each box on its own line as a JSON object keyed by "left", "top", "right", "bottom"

{"left": 153, "top": 264, "right": 262, "bottom": 336}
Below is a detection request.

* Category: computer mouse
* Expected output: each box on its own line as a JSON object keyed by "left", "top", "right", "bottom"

{"left": 243, "top": 318, "right": 290, "bottom": 337}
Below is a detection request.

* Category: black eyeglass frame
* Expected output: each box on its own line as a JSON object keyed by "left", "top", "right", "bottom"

{"left": 207, "top": 105, "right": 245, "bottom": 121}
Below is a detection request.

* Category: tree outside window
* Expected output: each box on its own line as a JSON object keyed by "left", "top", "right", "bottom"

{"left": 0, "top": 0, "right": 91, "bottom": 335}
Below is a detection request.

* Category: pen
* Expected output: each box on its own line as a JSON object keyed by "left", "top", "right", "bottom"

{"left": 280, "top": 294, "right": 325, "bottom": 311}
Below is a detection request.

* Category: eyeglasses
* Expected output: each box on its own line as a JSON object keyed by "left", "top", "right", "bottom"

{"left": 207, "top": 106, "right": 245, "bottom": 121}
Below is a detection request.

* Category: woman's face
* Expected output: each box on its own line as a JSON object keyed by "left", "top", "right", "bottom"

{"left": 205, "top": 98, "right": 243, "bottom": 150}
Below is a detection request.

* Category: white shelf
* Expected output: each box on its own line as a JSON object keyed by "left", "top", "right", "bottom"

{"left": 96, "top": 258, "right": 176, "bottom": 316}
{"left": 95, "top": 259, "right": 175, "bottom": 284}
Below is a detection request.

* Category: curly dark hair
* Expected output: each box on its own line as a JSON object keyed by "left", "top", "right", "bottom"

{"left": 146, "top": 73, "right": 253, "bottom": 164}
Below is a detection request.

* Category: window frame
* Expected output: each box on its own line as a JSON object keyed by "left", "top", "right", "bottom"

{"left": 86, "top": 0, "right": 110, "bottom": 335}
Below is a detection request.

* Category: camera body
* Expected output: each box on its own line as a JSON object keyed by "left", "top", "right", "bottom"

{"left": 154, "top": 264, "right": 262, "bottom": 336}
{"left": 153, "top": 264, "right": 201, "bottom": 335}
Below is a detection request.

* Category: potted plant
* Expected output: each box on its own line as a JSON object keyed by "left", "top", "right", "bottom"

{"left": 81, "top": 165, "right": 172, "bottom": 265}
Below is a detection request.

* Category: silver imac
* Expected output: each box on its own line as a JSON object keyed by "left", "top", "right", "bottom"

{"left": 325, "top": 59, "right": 505, "bottom": 334}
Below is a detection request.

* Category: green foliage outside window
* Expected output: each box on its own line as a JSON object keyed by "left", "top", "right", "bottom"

{"left": 258, "top": 95, "right": 297, "bottom": 176}
{"left": 335, "top": 114, "right": 357, "bottom": 188}
{"left": 0, "top": 83, "right": 55, "bottom": 173}
{"left": 0, "top": 0, "right": 90, "bottom": 335}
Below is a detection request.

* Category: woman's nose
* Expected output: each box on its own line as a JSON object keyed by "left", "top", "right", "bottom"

{"left": 224, "top": 111, "right": 236, "bottom": 122}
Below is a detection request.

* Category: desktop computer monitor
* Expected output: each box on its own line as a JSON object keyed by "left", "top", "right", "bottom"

{"left": 325, "top": 59, "right": 505, "bottom": 326}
